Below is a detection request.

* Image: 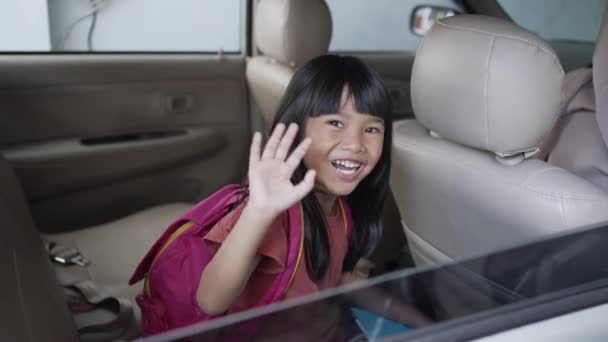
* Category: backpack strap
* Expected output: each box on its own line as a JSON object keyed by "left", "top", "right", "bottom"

{"left": 281, "top": 197, "right": 353, "bottom": 295}
{"left": 142, "top": 221, "right": 196, "bottom": 296}
{"left": 338, "top": 196, "right": 354, "bottom": 242}
{"left": 283, "top": 203, "right": 305, "bottom": 294}
{"left": 129, "top": 184, "right": 245, "bottom": 285}
{"left": 256, "top": 203, "right": 305, "bottom": 304}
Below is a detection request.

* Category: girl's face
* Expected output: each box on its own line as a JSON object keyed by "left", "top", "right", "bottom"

{"left": 303, "top": 89, "right": 385, "bottom": 197}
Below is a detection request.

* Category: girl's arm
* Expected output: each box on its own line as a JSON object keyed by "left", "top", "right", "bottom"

{"left": 196, "top": 205, "right": 273, "bottom": 315}
{"left": 341, "top": 272, "right": 433, "bottom": 328}
{"left": 197, "top": 123, "right": 315, "bottom": 315}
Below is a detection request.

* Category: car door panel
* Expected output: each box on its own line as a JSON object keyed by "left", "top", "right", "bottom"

{"left": 4, "top": 127, "right": 225, "bottom": 200}
{"left": 0, "top": 55, "right": 249, "bottom": 232}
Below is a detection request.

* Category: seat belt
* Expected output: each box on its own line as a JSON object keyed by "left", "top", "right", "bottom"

{"left": 46, "top": 241, "right": 135, "bottom": 341}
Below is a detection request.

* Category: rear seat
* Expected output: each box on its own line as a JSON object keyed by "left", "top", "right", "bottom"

{"left": 0, "top": 153, "right": 190, "bottom": 340}
{"left": 45, "top": 202, "right": 190, "bottom": 329}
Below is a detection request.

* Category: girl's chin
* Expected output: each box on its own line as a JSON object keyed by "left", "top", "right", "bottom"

{"left": 313, "top": 182, "right": 358, "bottom": 197}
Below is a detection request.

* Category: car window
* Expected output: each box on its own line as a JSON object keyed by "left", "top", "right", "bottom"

{"left": 498, "top": 0, "right": 606, "bottom": 43}
{"left": 0, "top": 0, "right": 242, "bottom": 53}
{"left": 326, "top": 0, "right": 463, "bottom": 53}
{"left": 142, "top": 221, "right": 608, "bottom": 341}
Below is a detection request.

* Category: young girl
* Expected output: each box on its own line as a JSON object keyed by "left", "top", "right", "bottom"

{"left": 197, "top": 54, "right": 392, "bottom": 317}
{"left": 132, "top": 55, "right": 430, "bottom": 337}
{"left": 201, "top": 54, "right": 432, "bottom": 333}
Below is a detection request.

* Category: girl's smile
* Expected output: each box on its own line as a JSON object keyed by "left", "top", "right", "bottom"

{"left": 331, "top": 158, "right": 364, "bottom": 180}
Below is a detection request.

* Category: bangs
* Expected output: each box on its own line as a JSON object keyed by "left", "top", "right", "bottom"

{"left": 286, "top": 55, "right": 391, "bottom": 121}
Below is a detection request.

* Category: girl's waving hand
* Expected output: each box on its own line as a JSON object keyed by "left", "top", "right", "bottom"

{"left": 248, "top": 123, "right": 316, "bottom": 218}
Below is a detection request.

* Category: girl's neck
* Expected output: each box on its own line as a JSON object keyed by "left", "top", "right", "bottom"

{"left": 314, "top": 191, "right": 338, "bottom": 216}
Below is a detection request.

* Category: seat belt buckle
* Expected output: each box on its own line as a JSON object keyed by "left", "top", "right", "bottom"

{"left": 47, "top": 242, "right": 91, "bottom": 267}
{"left": 53, "top": 253, "right": 91, "bottom": 267}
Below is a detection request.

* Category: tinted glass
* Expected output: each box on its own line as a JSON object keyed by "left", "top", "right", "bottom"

{"left": 143, "top": 223, "right": 608, "bottom": 341}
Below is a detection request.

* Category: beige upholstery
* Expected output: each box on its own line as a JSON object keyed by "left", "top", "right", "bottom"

{"left": 0, "top": 157, "right": 78, "bottom": 341}
{"left": 246, "top": 58, "right": 295, "bottom": 126}
{"left": 391, "top": 15, "right": 608, "bottom": 266}
{"left": 254, "top": 0, "right": 331, "bottom": 68}
{"left": 412, "top": 15, "right": 563, "bottom": 157}
{"left": 45, "top": 202, "right": 190, "bottom": 327}
{"left": 246, "top": 0, "right": 331, "bottom": 127}
{"left": 0, "top": 152, "right": 190, "bottom": 339}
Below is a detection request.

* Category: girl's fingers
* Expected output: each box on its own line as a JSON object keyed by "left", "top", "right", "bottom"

{"left": 261, "top": 123, "right": 286, "bottom": 160}
{"left": 249, "top": 132, "right": 262, "bottom": 167}
{"left": 274, "top": 123, "right": 299, "bottom": 161}
{"left": 293, "top": 170, "right": 316, "bottom": 200}
{"left": 285, "top": 137, "right": 312, "bottom": 172}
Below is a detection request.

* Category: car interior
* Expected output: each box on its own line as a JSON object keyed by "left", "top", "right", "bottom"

{"left": 1, "top": 0, "right": 607, "bottom": 341}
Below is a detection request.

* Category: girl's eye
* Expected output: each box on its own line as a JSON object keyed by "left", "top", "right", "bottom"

{"left": 328, "top": 120, "right": 344, "bottom": 128}
{"left": 365, "top": 127, "right": 382, "bottom": 134}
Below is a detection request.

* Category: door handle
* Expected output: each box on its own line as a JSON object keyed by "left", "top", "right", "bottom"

{"left": 165, "top": 94, "right": 196, "bottom": 114}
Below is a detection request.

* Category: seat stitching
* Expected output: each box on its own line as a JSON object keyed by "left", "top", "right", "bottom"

{"left": 436, "top": 21, "right": 564, "bottom": 75}
{"left": 393, "top": 134, "right": 606, "bottom": 201}
{"left": 519, "top": 167, "right": 564, "bottom": 186}
{"left": 560, "top": 197, "right": 568, "bottom": 227}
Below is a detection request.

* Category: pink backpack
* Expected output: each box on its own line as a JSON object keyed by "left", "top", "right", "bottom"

{"left": 129, "top": 184, "right": 353, "bottom": 336}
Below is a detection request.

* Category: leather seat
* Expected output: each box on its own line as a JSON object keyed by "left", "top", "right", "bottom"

{"left": 44, "top": 203, "right": 190, "bottom": 308}
{"left": 246, "top": 0, "right": 332, "bottom": 129}
{"left": 0, "top": 151, "right": 191, "bottom": 340}
{"left": 390, "top": 15, "right": 608, "bottom": 266}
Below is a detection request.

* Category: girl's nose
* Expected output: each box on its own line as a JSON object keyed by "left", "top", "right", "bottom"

{"left": 341, "top": 132, "right": 365, "bottom": 153}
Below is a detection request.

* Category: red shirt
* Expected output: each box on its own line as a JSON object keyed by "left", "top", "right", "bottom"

{"left": 203, "top": 199, "right": 349, "bottom": 314}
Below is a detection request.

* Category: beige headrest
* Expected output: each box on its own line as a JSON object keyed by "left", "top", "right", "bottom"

{"left": 254, "top": 0, "right": 332, "bottom": 67}
{"left": 411, "top": 15, "right": 564, "bottom": 157}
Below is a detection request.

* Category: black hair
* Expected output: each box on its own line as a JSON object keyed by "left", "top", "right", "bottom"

{"left": 270, "top": 54, "right": 392, "bottom": 281}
